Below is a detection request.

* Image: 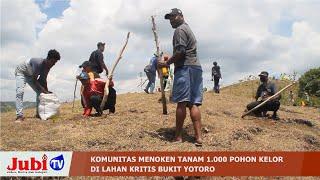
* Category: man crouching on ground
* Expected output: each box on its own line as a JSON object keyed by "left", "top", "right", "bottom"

{"left": 246, "top": 71, "right": 281, "bottom": 120}
{"left": 77, "top": 72, "right": 116, "bottom": 117}
{"left": 158, "top": 8, "right": 203, "bottom": 146}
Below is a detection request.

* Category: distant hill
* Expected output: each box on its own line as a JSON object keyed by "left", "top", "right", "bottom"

{"left": 0, "top": 101, "right": 37, "bottom": 112}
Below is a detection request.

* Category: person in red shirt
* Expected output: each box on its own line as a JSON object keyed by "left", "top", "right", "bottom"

{"left": 77, "top": 72, "right": 116, "bottom": 117}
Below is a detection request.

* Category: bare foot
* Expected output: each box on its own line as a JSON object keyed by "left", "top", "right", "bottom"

{"left": 195, "top": 139, "right": 203, "bottom": 147}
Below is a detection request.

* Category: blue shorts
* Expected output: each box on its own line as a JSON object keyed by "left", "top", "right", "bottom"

{"left": 172, "top": 66, "right": 203, "bottom": 105}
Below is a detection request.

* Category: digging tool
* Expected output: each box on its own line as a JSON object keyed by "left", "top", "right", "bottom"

{"left": 72, "top": 79, "right": 78, "bottom": 112}
{"left": 241, "top": 82, "right": 296, "bottom": 118}
{"left": 100, "top": 32, "right": 130, "bottom": 110}
{"left": 151, "top": 15, "right": 168, "bottom": 115}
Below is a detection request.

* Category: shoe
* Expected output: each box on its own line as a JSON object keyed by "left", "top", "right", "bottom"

{"left": 92, "top": 112, "right": 102, "bottom": 117}
{"left": 109, "top": 107, "right": 115, "bottom": 113}
{"left": 144, "top": 89, "right": 149, "bottom": 94}
{"left": 272, "top": 115, "right": 280, "bottom": 120}
{"left": 15, "top": 116, "right": 25, "bottom": 123}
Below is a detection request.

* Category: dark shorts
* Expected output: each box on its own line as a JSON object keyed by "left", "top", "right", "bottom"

{"left": 172, "top": 66, "right": 203, "bottom": 105}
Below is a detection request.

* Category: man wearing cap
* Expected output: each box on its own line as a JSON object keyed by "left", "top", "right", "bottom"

{"left": 212, "top": 61, "right": 222, "bottom": 93}
{"left": 79, "top": 61, "right": 100, "bottom": 80}
{"left": 79, "top": 61, "right": 100, "bottom": 108}
{"left": 158, "top": 8, "right": 203, "bottom": 146}
{"left": 77, "top": 72, "right": 116, "bottom": 117}
{"left": 15, "top": 49, "right": 61, "bottom": 122}
{"left": 246, "top": 71, "right": 281, "bottom": 120}
{"left": 88, "top": 42, "right": 109, "bottom": 76}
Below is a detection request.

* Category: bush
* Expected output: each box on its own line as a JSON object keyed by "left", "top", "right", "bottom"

{"left": 299, "top": 67, "right": 320, "bottom": 97}
{"left": 298, "top": 67, "right": 320, "bottom": 107}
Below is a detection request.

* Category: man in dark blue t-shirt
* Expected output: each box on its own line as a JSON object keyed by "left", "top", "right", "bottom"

{"left": 246, "top": 71, "right": 281, "bottom": 120}
{"left": 212, "top": 61, "right": 222, "bottom": 93}
{"left": 89, "top": 42, "right": 109, "bottom": 76}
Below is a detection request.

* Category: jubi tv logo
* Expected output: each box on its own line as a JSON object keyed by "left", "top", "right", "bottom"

{"left": 6, "top": 154, "right": 65, "bottom": 172}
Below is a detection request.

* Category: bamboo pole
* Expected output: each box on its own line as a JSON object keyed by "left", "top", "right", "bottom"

{"left": 151, "top": 15, "right": 168, "bottom": 115}
{"left": 72, "top": 79, "right": 78, "bottom": 112}
{"left": 241, "top": 82, "right": 296, "bottom": 118}
{"left": 100, "top": 32, "right": 130, "bottom": 110}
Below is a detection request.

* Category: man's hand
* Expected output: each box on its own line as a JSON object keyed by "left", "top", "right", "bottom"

{"left": 158, "top": 60, "right": 167, "bottom": 68}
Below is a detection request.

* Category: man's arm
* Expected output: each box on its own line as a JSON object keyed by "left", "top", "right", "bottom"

{"left": 166, "top": 46, "right": 185, "bottom": 65}
{"left": 32, "top": 74, "right": 49, "bottom": 94}
{"left": 159, "top": 28, "right": 187, "bottom": 67}
{"left": 211, "top": 67, "right": 214, "bottom": 80}
{"left": 98, "top": 52, "right": 109, "bottom": 75}
{"left": 38, "top": 69, "right": 50, "bottom": 92}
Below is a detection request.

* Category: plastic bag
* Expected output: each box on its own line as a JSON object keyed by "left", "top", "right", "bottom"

{"left": 38, "top": 93, "right": 60, "bottom": 120}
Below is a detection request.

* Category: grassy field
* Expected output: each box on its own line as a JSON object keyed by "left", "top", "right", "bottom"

{"left": 1, "top": 80, "right": 319, "bottom": 179}
{"left": 1, "top": 80, "right": 319, "bottom": 151}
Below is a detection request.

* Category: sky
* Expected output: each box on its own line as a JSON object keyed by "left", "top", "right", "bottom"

{"left": 1, "top": 0, "right": 320, "bottom": 102}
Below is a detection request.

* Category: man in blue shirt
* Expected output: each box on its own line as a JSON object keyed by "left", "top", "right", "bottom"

{"left": 144, "top": 54, "right": 158, "bottom": 94}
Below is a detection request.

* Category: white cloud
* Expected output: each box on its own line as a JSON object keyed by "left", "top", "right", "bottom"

{"left": 1, "top": 0, "right": 320, "bottom": 102}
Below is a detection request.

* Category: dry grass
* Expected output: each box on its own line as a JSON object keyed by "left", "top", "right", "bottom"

{"left": 1, "top": 80, "right": 319, "bottom": 179}
{"left": 1, "top": 80, "right": 319, "bottom": 151}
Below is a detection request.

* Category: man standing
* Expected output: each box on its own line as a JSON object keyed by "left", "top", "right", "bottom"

{"left": 246, "top": 71, "right": 281, "bottom": 120}
{"left": 212, "top": 61, "right": 222, "bottom": 93}
{"left": 15, "top": 49, "right": 61, "bottom": 122}
{"left": 89, "top": 42, "right": 109, "bottom": 76}
{"left": 144, "top": 54, "right": 158, "bottom": 94}
{"left": 159, "top": 8, "right": 203, "bottom": 146}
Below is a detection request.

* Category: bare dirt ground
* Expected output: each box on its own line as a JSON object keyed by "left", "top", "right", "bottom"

{"left": 1, "top": 80, "right": 319, "bottom": 179}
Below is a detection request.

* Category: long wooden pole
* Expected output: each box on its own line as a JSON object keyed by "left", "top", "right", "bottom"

{"left": 151, "top": 16, "right": 168, "bottom": 115}
{"left": 100, "top": 32, "right": 130, "bottom": 110}
{"left": 72, "top": 79, "right": 78, "bottom": 112}
{"left": 241, "top": 82, "right": 296, "bottom": 118}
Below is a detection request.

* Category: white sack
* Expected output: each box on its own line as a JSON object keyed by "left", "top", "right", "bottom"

{"left": 38, "top": 93, "right": 60, "bottom": 120}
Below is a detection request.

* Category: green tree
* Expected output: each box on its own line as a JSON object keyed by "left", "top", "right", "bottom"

{"left": 299, "top": 67, "right": 320, "bottom": 97}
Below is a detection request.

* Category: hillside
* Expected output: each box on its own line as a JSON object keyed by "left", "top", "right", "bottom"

{"left": 0, "top": 101, "right": 36, "bottom": 113}
{"left": 0, "top": 80, "right": 319, "bottom": 152}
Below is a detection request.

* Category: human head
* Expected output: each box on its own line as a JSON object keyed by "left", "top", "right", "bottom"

{"left": 97, "top": 42, "right": 105, "bottom": 52}
{"left": 213, "top": 61, "right": 217, "bottom": 66}
{"left": 77, "top": 72, "right": 90, "bottom": 86}
{"left": 258, "top": 71, "right": 269, "bottom": 83}
{"left": 79, "top": 61, "right": 93, "bottom": 72}
{"left": 46, "top": 49, "right": 60, "bottom": 68}
{"left": 164, "top": 8, "right": 184, "bottom": 28}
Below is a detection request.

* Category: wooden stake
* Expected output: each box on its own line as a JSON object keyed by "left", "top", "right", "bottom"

{"left": 241, "top": 82, "right": 296, "bottom": 118}
{"left": 151, "top": 15, "right": 168, "bottom": 115}
{"left": 100, "top": 32, "right": 131, "bottom": 110}
{"left": 72, "top": 79, "right": 78, "bottom": 112}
